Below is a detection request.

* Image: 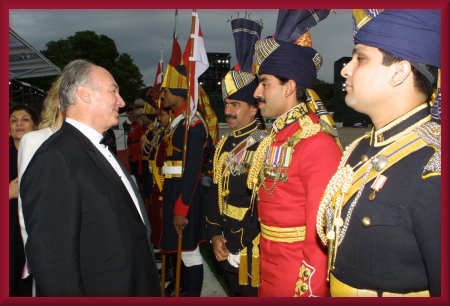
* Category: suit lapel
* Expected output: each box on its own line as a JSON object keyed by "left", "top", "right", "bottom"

{"left": 112, "top": 151, "right": 152, "bottom": 234}
{"left": 64, "top": 123, "right": 150, "bottom": 232}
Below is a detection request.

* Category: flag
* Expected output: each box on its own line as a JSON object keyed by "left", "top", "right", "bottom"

{"left": 183, "top": 11, "right": 209, "bottom": 120}
{"left": 161, "top": 37, "right": 187, "bottom": 92}
{"left": 154, "top": 58, "right": 164, "bottom": 87}
{"left": 148, "top": 55, "right": 164, "bottom": 109}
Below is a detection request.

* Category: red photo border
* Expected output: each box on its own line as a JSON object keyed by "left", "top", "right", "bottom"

{"left": 1, "top": 0, "right": 448, "bottom": 305}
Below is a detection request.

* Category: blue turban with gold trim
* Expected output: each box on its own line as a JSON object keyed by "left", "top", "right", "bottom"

{"left": 353, "top": 9, "right": 441, "bottom": 123}
{"left": 353, "top": 9, "right": 440, "bottom": 68}
{"left": 255, "top": 37, "right": 322, "bottom": 88}
{"left": 253, "top": 9, "right": 330, "bottom": 88}
{"left": 222, "top": 17, "right": 262, "bottom": 105}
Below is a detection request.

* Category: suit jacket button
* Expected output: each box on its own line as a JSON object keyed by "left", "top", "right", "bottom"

{"left": 361, "top": 216, "right": 371, "bottom": 228}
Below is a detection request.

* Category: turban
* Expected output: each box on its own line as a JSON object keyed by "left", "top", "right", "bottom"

{"left": 253, "top": 10, "right": 330, "bottom": 88}
{"left": 353, "top": 9, "right": 440, "bottom": 68}
{"left": 221, "top": 17, "right": 262, "bottom": 105}
{"left": 255, "top": 37, "right": 322, "bottom": 88}
{"left": 222, "top": 70, "right": 258, "bottom": 105}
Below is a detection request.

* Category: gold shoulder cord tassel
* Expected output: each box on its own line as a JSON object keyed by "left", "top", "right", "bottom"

{"left": 239, "top": 247, "right": 249, "bottom": 285}
{"left": 251, "top": 234, "right": 261, "bottom": 287}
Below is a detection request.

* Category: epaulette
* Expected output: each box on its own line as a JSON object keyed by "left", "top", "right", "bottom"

{"left": 249, "top": 128, "right": 268, "bottom": 144}
{"left": 415, "top": 121, "right": 441, "bottom": 177}
{"left": 296, "top": 114, "right": 321, "bottom": 143}
{"left": 189, "top": 114, "right": 203, "bottom": 127}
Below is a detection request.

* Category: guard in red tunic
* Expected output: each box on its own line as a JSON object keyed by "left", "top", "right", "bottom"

{"left": 248, "top": 10, "right": 342, "bottom": 297}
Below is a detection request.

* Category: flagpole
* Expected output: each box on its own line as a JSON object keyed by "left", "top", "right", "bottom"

{"left": 161, "top": 9, "right": 178, "bottom": 297}
{"left": 175, "top": 9, "right": 196, "bottom": 298}
{"left": 174, "top": 9, "right": 178, "bottom": 39}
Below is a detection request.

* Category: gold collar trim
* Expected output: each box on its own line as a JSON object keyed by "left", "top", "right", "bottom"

{"left": 232, "top": 120, "right": 258, "bottom": 138}
{"left": 272, "top": 103, "right": 309, "bottom": 133}
{"left": 370, "top": 104, "right": 431, "bottom": 147}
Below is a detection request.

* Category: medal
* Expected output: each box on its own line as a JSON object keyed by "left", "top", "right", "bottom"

{"left": 369, "top": 155, "right": 388, "bottom": 200}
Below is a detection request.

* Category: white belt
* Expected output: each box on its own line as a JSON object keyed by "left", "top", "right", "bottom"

{"left": 162, "top": 166, "right": 182, "bottom": 175}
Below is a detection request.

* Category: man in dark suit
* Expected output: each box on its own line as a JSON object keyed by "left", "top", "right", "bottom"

{"left": 20, "top": 59, "right": 161, "bottom": 296}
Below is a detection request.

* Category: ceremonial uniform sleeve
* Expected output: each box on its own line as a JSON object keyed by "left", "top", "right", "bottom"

{"left": 205, "top": 182, "right": 223, "bottom": 238}
{"left": 173, "top": 122, "right": 206, "bottom": 217}
{"left": 299, "top": 133, "right": 342, "bottom": 296}
{"left": 412, "top": 175, "right": 440, "bottom": 296}
{"left": 21, "top": 149, "right": 85, "bottom": 296}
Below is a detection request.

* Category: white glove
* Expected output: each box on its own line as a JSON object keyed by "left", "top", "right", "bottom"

{"left": 227, "top": 253, "right": 240, "bottom": 268}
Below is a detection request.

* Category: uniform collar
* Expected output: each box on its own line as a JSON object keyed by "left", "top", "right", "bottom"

{"left": 173, "top": 104, "right": 187, "bottom": 118}
{"left": 231, "top": 120, "right": 258, "bottom": 138}
{"left": 370, "top": 103, "right": 431, "bottom": 147}
{"left": 272, "top": 103, "right": 309, "bottom": 133}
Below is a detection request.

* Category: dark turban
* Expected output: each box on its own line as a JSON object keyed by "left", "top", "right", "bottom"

{"left": 255, "top": 38, "right": 322, "bottom": 88}
{"left": 354, "top": 9, "right": 440, "bottom": 67}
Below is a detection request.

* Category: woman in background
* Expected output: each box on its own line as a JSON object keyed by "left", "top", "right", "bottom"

{"left": 9, "top": 104, "right": 39, "bottom": 296}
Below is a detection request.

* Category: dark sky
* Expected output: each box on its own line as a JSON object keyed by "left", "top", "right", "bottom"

{"left": 10, "top": 9, "right": 354, "bottom": 86}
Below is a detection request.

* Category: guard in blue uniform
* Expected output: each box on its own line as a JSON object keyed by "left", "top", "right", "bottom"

{"left": 205, "top": 17, "right": 267, "bottom": 296}
{"left": 317, "top": 10, "right": 441, "bottom": 297}
{"left": 158, "top": 44, "right": 207, "bottom": 296}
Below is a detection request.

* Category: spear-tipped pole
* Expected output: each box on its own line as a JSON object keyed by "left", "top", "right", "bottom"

{"left": 173, "top": 9, "right": 178, "bottom": 39}
{"left": 161, "top": 9, "right": 178, "bottom": 297}
{"left": 174, "top": 9, "right": 197, "bottom": 298}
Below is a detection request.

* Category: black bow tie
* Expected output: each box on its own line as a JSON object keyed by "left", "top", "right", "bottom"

{"left": 99, "top": 136, "right": 108, "bottom": 147}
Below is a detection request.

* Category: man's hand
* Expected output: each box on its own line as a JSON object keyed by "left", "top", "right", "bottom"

{"left": 173, "top": 215, "right": 188, "bottom": 236}
{"left": 211, "top": 235, "right": 230, "bottom": 262}
{"left": 9, "top": 177, "right": 19, "bottom": 200}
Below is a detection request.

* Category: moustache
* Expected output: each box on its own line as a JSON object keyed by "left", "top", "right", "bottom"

{"left": 256, "top": 98, "right": 266, "bottom": 103}
{"left": 225, "top": 115, "right": 237, "bottom": 120}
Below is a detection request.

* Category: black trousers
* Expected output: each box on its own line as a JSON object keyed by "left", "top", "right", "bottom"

{"left": 223, "top": 263, "right": 258, "bottom": 297}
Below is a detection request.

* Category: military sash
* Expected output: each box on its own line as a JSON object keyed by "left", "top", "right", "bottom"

{"left": 343, "top": 131, "right": 428, "bottom": 206}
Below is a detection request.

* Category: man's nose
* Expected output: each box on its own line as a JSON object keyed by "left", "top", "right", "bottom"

{"left": 117, "top": 95, "right": 126, "bottom": 107}
{"left": 253, "top": 84, "right": 262, "bottom": 98}
{"left": 341, "top": 60, "right": 352, "bottom": 78}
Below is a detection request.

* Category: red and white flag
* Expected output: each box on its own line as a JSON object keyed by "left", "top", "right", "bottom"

{"left": 183, "top": 11, "right": 209, "bottom": 120}
{"left": 153, "top": 58, "right": 163, "bottom": 87}
{"left": 148, "top": 51, "right": 164, "bottom": 108}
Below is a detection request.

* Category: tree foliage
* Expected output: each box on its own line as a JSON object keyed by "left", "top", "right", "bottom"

{"left": 27, "top": 30, "right": 143, "bottom": 107}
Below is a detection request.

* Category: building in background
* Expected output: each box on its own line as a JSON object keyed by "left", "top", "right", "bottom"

{"left": 199, "top": 52, "right": 231, "bottom": 122}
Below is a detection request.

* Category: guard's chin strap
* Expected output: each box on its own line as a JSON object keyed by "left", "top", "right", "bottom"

{"left": 411, "top": 62, "right": 436, "bottom": 85}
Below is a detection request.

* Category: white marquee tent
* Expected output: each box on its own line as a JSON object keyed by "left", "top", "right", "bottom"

{"left": 9, "top": 28, "right": 61, "bottom": 79}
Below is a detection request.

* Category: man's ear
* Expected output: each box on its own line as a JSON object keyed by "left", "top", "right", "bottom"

{"left": 285, "top": 79, "right": 297, "bottom": 97}
{"left": 390, "top": 61, "right": 412, "bottom": 87}
{"left": 77, "top": 86, "right": 91, "bottom": 103}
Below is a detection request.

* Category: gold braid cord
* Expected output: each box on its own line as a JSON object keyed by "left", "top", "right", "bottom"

{"left": 316, "top": 136, "right": 364, "bottom": 246}
{"left": 246, "top": 134, "right": 273, "bottom": 209}
{"left": 216, "top": 152, "right": 230, "bottom": 215}
{"left": 247, "top": 115, "right": 321, "bottom": 203}
{"left": 213, "top": 136, "right": 228, "bottom": 184}
{"left": 247, "top": 134, "right": 274, "bottom": 190}
{"left": 213, "top": 136, "right": 230, "bottom": 216}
